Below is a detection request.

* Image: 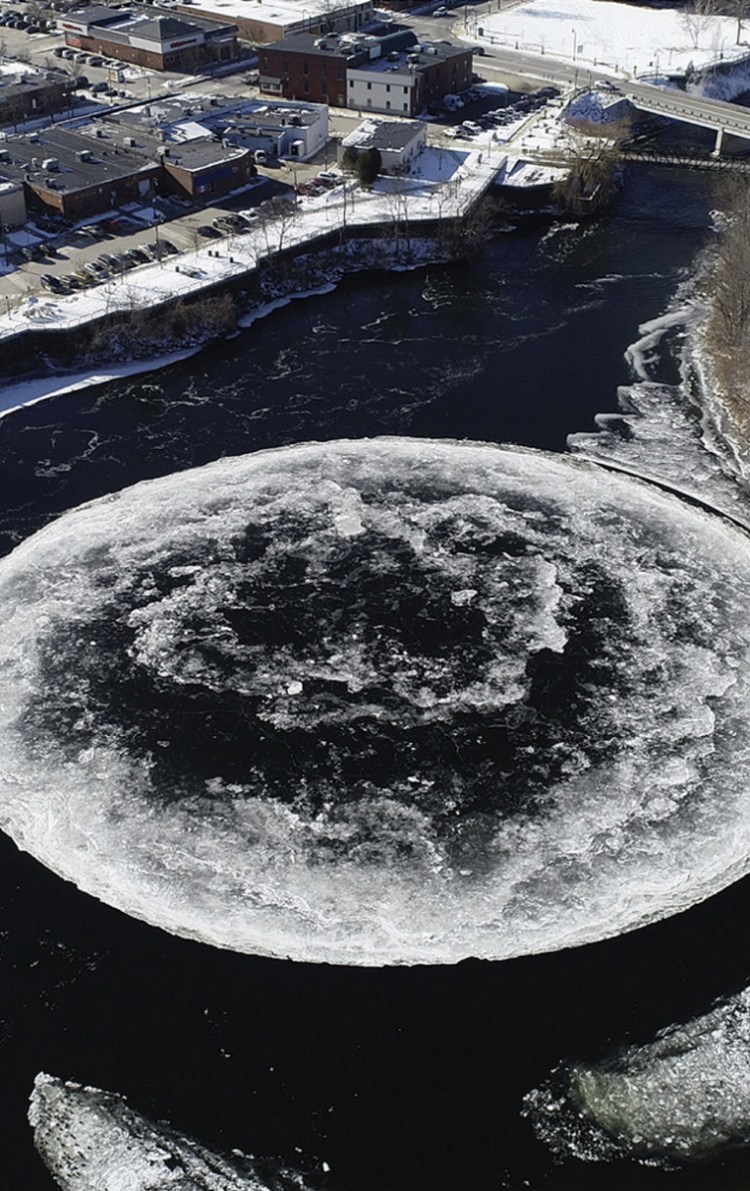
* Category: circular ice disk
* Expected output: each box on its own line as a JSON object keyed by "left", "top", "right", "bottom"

{"left": 2, "top": 438, "right": 750, "bottom": 965}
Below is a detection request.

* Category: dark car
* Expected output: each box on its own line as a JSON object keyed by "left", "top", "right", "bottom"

{"left": 40, "top": 273, "right": 65, "bottom": 292}
{"left": 123, "top": 247, "right": 150, "bottom": 264}
{"left": 196, "top": 224, "right": 222, "bottom": 238}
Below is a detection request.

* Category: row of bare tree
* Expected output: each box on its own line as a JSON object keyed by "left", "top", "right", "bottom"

{"left": 704, "top": 176, "right": 750, "bottom": 435}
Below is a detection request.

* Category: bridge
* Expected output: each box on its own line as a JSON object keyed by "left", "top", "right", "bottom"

{"left": 622, "top": 81, "right": 750, "bottom": 154}
{"left": 429, "top": 38, "right": 750, "bottom": 159}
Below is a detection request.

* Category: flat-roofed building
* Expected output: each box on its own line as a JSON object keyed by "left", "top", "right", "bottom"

{"left": 175, "top": 0, "right": 372, "bottom": 46}
{"left": 94, "top": 92, "right": 328, "bottom": 162}
{"left": 157, "top": 139, "right": 253, "bottom": 198}
{"left": 347, "top": 39, "right": 471, "bottom": 117}
{"left": 0, "top": 126, "right": 162, "bottom": 219}
{"left": 62, "top": 4, "right": 238, "bottom": 71}
{"left": 0, "top": 176, "right": 26, "bottom": 229}
{"left": 0, "top": 62, "right": 75, "bottom": 127}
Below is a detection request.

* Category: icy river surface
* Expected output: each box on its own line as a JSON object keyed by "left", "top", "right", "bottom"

{"left": 3, "top": 165, "right": 750, "bottom": 1190}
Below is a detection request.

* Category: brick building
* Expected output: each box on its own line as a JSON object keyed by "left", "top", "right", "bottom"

{"left": 0, "top": 126, "right": 162, "bottom": 220}
{"left": 260, "top": 33, "right": 367, "bottom": 106}
{"left": 61, "top": 5, "right": 238, "bottom": 71}
{"left": 175, "top": 0, "right": 372, "bottom": 46}
{"left": 260, "top": 31, "right": 471, "bottom": 115}
{"left": 0, "top": 64, "right": 75, "bottom": 127}
{"left": 158, "top": 141, "right": 253, "bottom": 199}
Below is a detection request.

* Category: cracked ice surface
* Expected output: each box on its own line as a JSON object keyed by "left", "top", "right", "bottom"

{"left": 30, "top": 1073, "right": 306, "bottom": 1190}
{"left": 2, "top": 438, "right": 750, "bottom": 965}
{"left": 524, "top": 986, "right": 750, "bottom": 1165}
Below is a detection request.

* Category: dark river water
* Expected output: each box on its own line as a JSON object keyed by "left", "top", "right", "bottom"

{"left": 4, "top": 164, "right": 750, "bottom": 1190}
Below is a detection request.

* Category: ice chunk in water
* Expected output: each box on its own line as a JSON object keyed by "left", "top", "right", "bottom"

{"left": 30, "top": 1073, "right": 311, "bottom": 1190}
{"left": 524, "top": 986, "right": 750, "bottom": 1166}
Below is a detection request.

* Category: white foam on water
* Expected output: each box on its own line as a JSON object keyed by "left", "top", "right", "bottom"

{"left": 30, "top": 1073, "right": 304, "bottom": 1190}
{"left": 524, "top": 986, "right": 750, "bottom": 1166}
{"left": 2, "top": 438, "right": 750, "bottom": 965}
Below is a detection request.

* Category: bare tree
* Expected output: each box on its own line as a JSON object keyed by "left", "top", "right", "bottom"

{"left": 384, "top": 178, "right": 413, "bottom": 259}
{"left": 704, "top": 176, "right": 750, "bottom": 434}
{"left": 552, "top": 124, "right": 627, "bottom": 214}
{"left": 258, "top": 195, "right": 299, "bottom": 259}
{"left": 682, "top": 0, "right": 720, "bottom": 49}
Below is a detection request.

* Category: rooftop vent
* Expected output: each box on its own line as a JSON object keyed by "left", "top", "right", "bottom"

{"left": 76, "top": 148, "right": 93, "bottom": 161}
{"left": 42, "top": 157, "right": 59, "bottom": 171}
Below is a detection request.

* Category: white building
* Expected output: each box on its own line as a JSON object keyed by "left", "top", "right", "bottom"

{"left": 339, "top": 117, "right": 426, "bottom": 173}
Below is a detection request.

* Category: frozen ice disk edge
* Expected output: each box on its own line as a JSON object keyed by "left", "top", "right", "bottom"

{"left": 2, "top": 438, "right": 750, "bottom": 965}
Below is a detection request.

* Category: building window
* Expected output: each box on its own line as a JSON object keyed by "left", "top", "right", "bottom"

{"left": 403, "top": 85, "right": 408, "bottom": 93}
{"left": 367, "top": 81, "right": 371, "bottom": 90}
{"left": 322, "top": 80, "right": 327, "bottom": 93}
{"left": 303, "top": 58, "right": 309, "bottom": 73}
{"left": 304, "top": 78, "right": 309, "bottom": 91}
{"left": 283, "top": 59, "right": 288, "bottom": 71}
{"left": 386, "top": 100, "right": 390, "bottom": 109}
{"left": 337, "top": 65, "right": 344, "bottom": 78}
{"left": 386, "top": 83, "right": 390, "bottom": 92}
{"left": 348, "top": 78, "right": 353, "bottom": 86}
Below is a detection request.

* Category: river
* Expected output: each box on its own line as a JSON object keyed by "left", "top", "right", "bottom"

{"left": 3, "top": 163, "right": 750, "bottom": 1190}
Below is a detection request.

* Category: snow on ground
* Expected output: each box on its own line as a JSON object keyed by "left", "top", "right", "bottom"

{"left": 0, "top": 147, "right": 499, "bottom": 344}
{"left": 0, "top": 350, "right": 202, "bottom": 419}
{"left": 473, "top": 0, "right": 749, "bottom": 79}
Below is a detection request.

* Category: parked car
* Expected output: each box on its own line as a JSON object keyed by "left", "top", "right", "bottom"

{"left": 196, "top": 224, "right": 222, "bottom": 238}
{"left": 90, "top": 81, "right": 108, "bottom": 94}
{"left": 123, "top": 247, "right": 149, "bottom": 264}
{"left": 40, "top": 273, "right": 65, "bottom": 292}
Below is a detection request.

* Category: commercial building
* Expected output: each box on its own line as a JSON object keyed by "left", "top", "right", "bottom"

{"left": 259, "top": 30, "right": 471, "bottom": 115}
{"left": 0, "top": 126, "right": 162, "bottom": 220}
{"left": 347, "top": 39, "right": 472, "bottom": 117}
{"left": 61, "top": 4, "right": 239, "bottom": 71}
{"left": 174, "top": 0, "right": 372, "bottom": 46}
{"left": 95, "top": 92, "right": 328, "bottom": 163}
{"left": 259, "top": 29, "right": 416, "bottom": 106}
{"left": 0, "top": 63, "right": 75, "bottom": 127}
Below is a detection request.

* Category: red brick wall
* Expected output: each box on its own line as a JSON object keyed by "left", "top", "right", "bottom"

{"left": 414, "top": 53, "right": 472, "bottom": 108}
{"left": 261, "top": 46, "right": 361, "bottom": 107}
{"left": 27, "top": 164, "right": 162, "bottom": 220}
